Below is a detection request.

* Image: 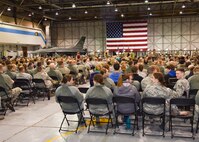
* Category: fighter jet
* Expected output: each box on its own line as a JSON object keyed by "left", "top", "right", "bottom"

{"left": 31, "top": 36, "right": 86, "bottom": 54}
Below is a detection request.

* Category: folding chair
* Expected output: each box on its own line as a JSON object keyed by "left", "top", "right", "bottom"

{"left": 14, "top": 79, "right": 35, "bottom": 106}
{"left": 142, "top": 97, "right": 166, "bottom": 137}
{"left": 32, "top": 79, "right": 50, "bottom": 101}
{"left": 168, "top": 78, "right": 178, "bottom": 89}
{"left": 0, "top": 86, "right": 15, "bottom": 115}
{"left": 113, "top": 96, "right": 138, "bottom": 135}
{"left": 189, "top": 89, "right": 198, "bottom": 98}
{"left": 169, "top": 98, "right": 195, "bottom": 139}
{"left": 86, "top": 98, "right": 113, "bottom": 134}
{"left": 49, "top": 76, "right": 60, "bottom": 89}
{"left": 57, "top": 96, "right": 86, "bottom": 133}
{"left": 78, "top": 87, "right": 89, "bottom": 94}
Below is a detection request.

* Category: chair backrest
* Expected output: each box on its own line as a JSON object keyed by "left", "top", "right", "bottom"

{"left": 86, "top": 98, "right": 111, "bottom": 114}
{"left": 0, "top": 86, "right": 6, "bottom": 92}
{"left": 58, "top": 96, "right": 78, "bottom": 104}
{"left": 168, "top": 78, "right": 178, "bottom": 84}
{"left": 49, "top": 76, "right": 59, "bottom": 81}
{"left": 142, "top": 97, "right": 165, "bottom": 105}
{"left": 170, "top": 98, "right": 195, "bottom": 107}
{"left": 189, "top": 89, "right": 199, "bottom": 97}
{"left": 113, "top": 96, "right": 136, "bottom": 114}
{"left": 32, "top": 79, "right": 46, "bottom": 88}
{"left": 78, "top": 87, "right": 89, "bottom": 93}
{"left": 0, "top": 86, "right": 9, "bottom": 98}
{"left": 14, "top": 79, "right": 32, "bottom": 89}
{"left": 113, "top": 96, "right": 135, "bottom": 104}
{"left": 57, "top": 96, "right": 81, "bottom": 112}
{"left": 86, "top": 98, "right": 108, "bottom": 105}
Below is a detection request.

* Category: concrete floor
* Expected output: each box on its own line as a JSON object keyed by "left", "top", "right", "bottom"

{"left": 0, "top": 96, "right": 199, "bottom": 142}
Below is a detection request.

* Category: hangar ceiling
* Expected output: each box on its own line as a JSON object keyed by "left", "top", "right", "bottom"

{"left": 0, "top": 0, "right": 198, "bottom": 23}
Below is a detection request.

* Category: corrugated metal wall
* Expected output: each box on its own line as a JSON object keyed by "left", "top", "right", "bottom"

{"left": 51, "top": 16, "right": 199, "bottom": 52}
{"left": 51, "top": 21, "right": 106, "bottom": 52}
{"left": 148, "top": 16, "right": 199, "bottom": 51}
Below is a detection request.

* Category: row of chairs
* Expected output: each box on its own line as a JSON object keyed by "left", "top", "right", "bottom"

{"left": 0, "top": 78, "right": 52, "bottom": 116}
{"left": 57, "top": 95, "right": 198, "bottom": 139}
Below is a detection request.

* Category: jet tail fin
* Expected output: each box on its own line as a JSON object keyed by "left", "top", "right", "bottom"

{"left": 73, "top": 36, "right": 86, "bottom": 49}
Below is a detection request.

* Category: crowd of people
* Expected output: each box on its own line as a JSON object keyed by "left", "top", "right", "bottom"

{"left": 0, "top": 52, "right": 199, "bottom": 131}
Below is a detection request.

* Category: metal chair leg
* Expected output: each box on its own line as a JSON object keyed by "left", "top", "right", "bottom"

{"left": 59, "top": 116, "right": 66, "bottom": 132}
{"left": 142, "top": 114, "right": 145, "bottom": 136}
{"left": 196, "top": 119, "right": 199, "bottom": 133}
{"left": 105, "top": 115, "right": 111, "bottom": 134}
{"left": 87, "top": 115, "right": 93, "bottom": 133}
{"left": 75, "top": 115, "right": 82, "bottom": 133}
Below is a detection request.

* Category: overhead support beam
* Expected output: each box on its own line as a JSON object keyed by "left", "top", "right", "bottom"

{"left": 37, "top": 17, "right": 44, "bottom": 27}
{"left": 43, "top": 0, "right": 185, "bottom": 11}
{"left": 20, "top": 0, "right": 25, "bottom": 6}
{"left": 13, "top": 7, "right": 17, "bottom": 24}
{"left": 0, "top": 0, "right": 56, "bottom": 20}
{"left": 18, "top": 16, "right": 25, "bottom": 25}
{"left": 0, "top": 7, "right": 6, "bottom": 17}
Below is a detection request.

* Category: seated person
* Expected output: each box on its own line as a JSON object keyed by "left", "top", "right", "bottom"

{"left": 6, "top": 64, "right": 17, "bottom": 80}
{"left": 55, "top": 75, "right": 84, "bottom": 121}
{"left": 138, "top": 64, "right": 147, "bottom": 78}
{"left": 164, "top": 64, "right": 176, "bottom": 85}
{"left": 86, "top": 74, "right": 113, "bottom": 115}
{"left": 109, "top": 62, "right": 122, "bottom": 85}
{"left": 0, "top": 64, "right": 22, "bottom": 104}
{"left": 16, "top": 66, "right": 32, "bottom": 81}
{"left": 141, "top": 65, "right": 159, "bottom": 91}
{"left": 57, "top": 60, "right": 70, "bottom": 76}
{"left": 143, "top": 72, "right": 179, "bottom": 115}
{"left": 195, "top": 91, "right": 199, "bottom": 122}
{"left": 131, "top": 65, "right": 143, "bottom": 83}
{"left": 89, "top": 64, "right": 101, "bottom": 87}
{"left": 100, "top": 68, "right": 115, "bottom": 90}
{"left": 33, "top": 65, "right": 53, "bottom": 89}
{"left": 47, "top": 63, "right": 63, "bottom": 83}
{"left": 173, "top": 68, "right": 190, "bottom": 97}
{"left": 114, "top": 74, "right": 140, "bottom": 124}
{"left": 188, "top": 66, "right": 199, "bottom": 90}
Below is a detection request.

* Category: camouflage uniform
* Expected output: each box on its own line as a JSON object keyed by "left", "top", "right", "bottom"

{"left": 173, "top": 78, "right": 190, "bottom": 97}
{"left": 143, "top": 82, "right": 179, "bottom": 115}
{"left": 141, "top": 74, "right": 153, "bottom": 91}
{"left": 188, "top": 73, "right": 199, "bottom": 90}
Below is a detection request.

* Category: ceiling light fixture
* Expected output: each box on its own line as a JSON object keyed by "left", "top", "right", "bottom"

{"left": 44, "top": 18, "right": 47, "bottom": 21}
{"left": 69, "top": 17, "right": 71, "bottom": 20}
{"left": 182, "top": 4, "right": 185, "bottom": 8}
{"left": 179, "top": 11, "right": 183, "bottom": 14}
{"left": 107, "top": 1, "right": 110, "bottom": 5}
{"left": 7, "top": 7, "right": 11, "bottom": 11}
{"left": 72, "top": 3, "right": 76, "bottom": 8}
{"left": 121, "top": 14, "right": 124, "bottom": 17}
{"left": 115, "top": 8, "right": 118, "bottom": 12}
{"left": 38, "top": 6, "right": 42, "bottom": 9}
{"left": 94, "top": 16, "right": 97, "bottom": 19}
{"left": 145, "top": 0, "right": 149, "bottom": 3}
{"left": 28, "top": 13, "right": 32, "bottom": 17}
{"left": 147, "top": 7, "right": 151, "bottom": 10}
{"left": 55, "top": 12, "right": 59, "bottom": 15}
{"left": 85, "top": 10, "right": 88, "bottom": 14}
{"left": 149, "top": 13, "right": 152, "bottom": 16}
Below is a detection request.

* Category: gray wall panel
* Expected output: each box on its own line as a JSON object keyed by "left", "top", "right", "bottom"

{"left": 51, "top": 16, "right": 199, "bottom": 52}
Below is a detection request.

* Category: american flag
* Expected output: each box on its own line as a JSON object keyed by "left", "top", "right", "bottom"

{"left": 106, "top": 21, "right": 148, "bottom": 51}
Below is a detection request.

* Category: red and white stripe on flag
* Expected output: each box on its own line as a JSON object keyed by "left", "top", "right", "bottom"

{"left": 106, "top": 21, "right": 148, "bottom": 51}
